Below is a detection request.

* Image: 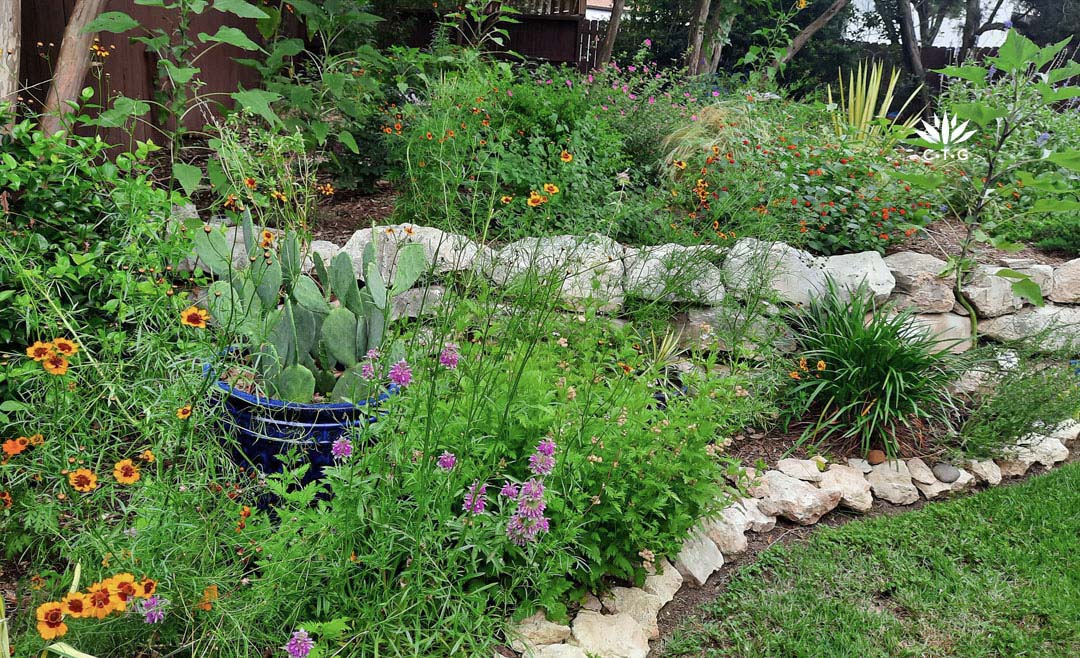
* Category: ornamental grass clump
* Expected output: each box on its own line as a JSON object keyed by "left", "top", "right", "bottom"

{"left": 785, "top": 279, "right": 969, "bottom": 457}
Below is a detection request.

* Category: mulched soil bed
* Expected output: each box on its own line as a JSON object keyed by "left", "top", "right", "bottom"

{"left": 311, "top": 181, "right": 398, "bottom": 245}
{"left": 889, "top": 216, "right": 1071, "bottom": 265}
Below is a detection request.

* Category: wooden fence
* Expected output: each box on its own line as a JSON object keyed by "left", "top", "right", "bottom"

{"left": 19, "top": 0, "right": 269, "bottom": 144}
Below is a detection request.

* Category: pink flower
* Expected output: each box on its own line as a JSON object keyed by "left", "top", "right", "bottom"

{"left": 500, "top": 481, "right": 520, "bottom": 498}
{"left": 388, "top": 360, "right": 412, "bottom": 386}
{"left": 463, "top": 480, "right": 487, "bottom": 515}
{"left": 331, "top": 437, "right": 352, "bottom": 461}
{"left": 286, "top": 630, "right": 314, "bottom": 658}
{"left": 360, "top": 362, "right": 376, "bottom": 380}
{"left": 644, "top": 38, "right": 652, "bottom": 48}
{"left": 712, "top": 90, "right": 720, "bottom": 97}
{"left": 437, "top": 451, "right": 456, "bottom": 471}
{"left": 648, "top": 96, "right": 655, "bottom": 105}
{"left": 439, "top": 344, "right": 460, "bottom": 369}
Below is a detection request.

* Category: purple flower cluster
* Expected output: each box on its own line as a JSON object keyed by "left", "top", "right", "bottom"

{"left": 463, "top": 480, "right": 487, "bottom": 515}
{"left": 331, "top": 437, "right": 353, "bottom": 461}
{"left": 437, "top": 451, "right": 457, "bottom": 471}
{"left": 527, "top": 438, "right": 557, "bottom": 476}
{"left": 439, "top": 343, "right": 460, "bottom": 369}
{"left": 505, "top": 439, "right": 557, "bottom": 545}
{"left": 286, "top": 629, "right": 315, "bottom": 658}
{"left": 388, "top": 360, "right": 412, "bottom": 387}
{"left": 139, "top": 596, "right": 167, "bottom": 624}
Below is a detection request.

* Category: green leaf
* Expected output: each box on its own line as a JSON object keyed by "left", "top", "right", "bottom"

{"left": 950, "top": 102, "right": 1006, "bottom": 128}
{"left": 293, "top": 276, "right": 330, "bottom": 314}
{"left": 1048, "top": 150, "right": 1080, "bottom": 172}
{"left": 44, "top": 642, "right": 99, "bottom": 658}
{"left": 84, "top": 12, "right": 139, "bottom": 34}
{"left": 1039, "top": 85, "right": 1080, "bottom": 104}
{"left": 932, "top": 65, "right": 988, "bottom": 85}
{"left": 277, "top": 365, "right": 315, "bottom": 403}
{"left": 1011, "top": 278, "right": 1044, "bottom": 306}
{"left": 1034, "top": 36, "right": 1071, "bottom": 69}
{"left": 162, "top": 60, "right": 200, "bottom": 84}
{"left": 1031, "top": 198, "right": 1080, "bottom": 212}
{"left": 173, "top": 162, "right": 203, "bottom": 197}
{"left": 199, "top": 26, "right": 261, "bottom": 51}
{"left": 991, "top": 30, "right": 1040, "bottom": 72}
{"left": 322, "top": 307, "right": 359, "bottom": 367}
{"left": 1047, "top": 61, "right": 1080, "bottom": 85}
{"left": 231, "top": 89, "right": 282, "bottom": 126}
{"left": 310, "top": 121, "right": 330, "bottom": 145}
{"left": 338, "top": 130, "right": 359, "bottom": 154}
{"left": 213, "top": 0, "right": 269, "bottom": 19}
{"left": 365, "top": 261, "right": 387, "bottom": 310}
{"left": 256, "top": 7, "right": 282, "bottom": 40}
{"left": 390, "top": 243, "right": 426, "bottom": 296}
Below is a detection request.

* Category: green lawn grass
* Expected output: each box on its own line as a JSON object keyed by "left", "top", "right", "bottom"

{"left": 661, "top": 462, "right": 1080, "bottom": 657}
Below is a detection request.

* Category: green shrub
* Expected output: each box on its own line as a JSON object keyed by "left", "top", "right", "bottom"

{"left": 784, "top": 280, "right": 969, "bottom": 457}
{"left": 961, "top": 352, "right": 1080, "bottom": 458}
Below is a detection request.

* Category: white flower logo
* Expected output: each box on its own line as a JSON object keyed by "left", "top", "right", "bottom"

{"left": 915, "top": 112, "right": 976, "bottom": 156}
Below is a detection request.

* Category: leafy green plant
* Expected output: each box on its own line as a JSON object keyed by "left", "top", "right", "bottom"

{"left": 194, "top": 214, "right": 425, "bottom": 403}
{"left": 827, "top": 59, "right": 923, "bottom": 147}
{"left": 961, "top": 351, "right": 1080, "bottom": 458}
{"left": 784, "top": 279, "right": 969, "bottom": 457}
{"left": 906, "top": 29, "right": 1080, "bottom": 329}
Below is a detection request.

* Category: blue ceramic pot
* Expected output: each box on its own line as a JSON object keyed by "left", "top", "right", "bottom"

{"left": 203, "top": 362, "right": 394, "bottom": 485}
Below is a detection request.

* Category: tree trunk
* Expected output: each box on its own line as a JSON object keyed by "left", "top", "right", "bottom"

{"left": 686, "top": 0, "right": 712, "bottom": 75}
{"left": 706, "top": 14, "right": 735, "bottom": 75}
{"left": 0, "top": 0, "right": 19, "bottom": 105}
{"left": 960, "top": 0, "right": 981, "bottom": 62}
{"left": 40, "top": 0, "right": 108, "bottom": 136}
{"left": 898, "top": 0, "right": 930, "bottom": 103}
{"left": 595, "top": 0, "right": 625, "bottom": 67}
{"left": 777, "top": 0, "right": 850, "bottom": 68}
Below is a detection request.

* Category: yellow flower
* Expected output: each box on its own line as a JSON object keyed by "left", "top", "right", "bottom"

{"left": 26, "top": 341, "right": 55, "bottom": 361}
{"left": 52, "top": 337, "right": 79, "bottom": 356}
{"left": 789, "top": 370, "right": 801, "bottom": 380}
{"left": 270, "top": 190, "right": 288, "bottom": 203}
{"left": 559, "top": 150, "right": 573, "bottom": 163}
{"left": 42, "top": 353, "right": 69, "bottom": 376}
{"left": 140, "top": 449, "right": 156, "bottom": 463}
{"left": 85, "top": 581, "right": 123, "bottom": 618}
{"left": 797, "top": 0, "right": 808, "bottom": 9}
{"left": 180, "top": 306, "right": 210, "bottom": 329}
{"left": 68, "top": 468, "right": 98, "bottom": 493}
{"left": 177, "top": 405, "right": 193, "bottom": 420}
{"left": 106, "top": 572, "right": 138, "bottom": 603}
{"left": 816, "top": 360, "right": 826, "bottom": 371}
{"left": 61, "top": 592, "right": 89, "bottom": 619}
{"left": 137, "top": 577, "right": 158, "bottom": 598}
{"left": 527, "top": 191, "right": 548, "bottom": 207}
{"left": 28, "top": 433, "right": 45, "bottom": 446}
{"left": 673, "top": 160, "right": 687, "bottom": 170}
{"left": 543, "top": 183, "right": 560, "bottom": 195}
{"left": 500, "top": 195, "right": 514, "bottom": 204}
{"left": 259, "top": 229, "right": 276, "bottom": 249}
{"left": 113, "top": 459, "right": 141, "bottom": 485}
{"left": 36, "top": 601, "right": 68, "bottom": 640}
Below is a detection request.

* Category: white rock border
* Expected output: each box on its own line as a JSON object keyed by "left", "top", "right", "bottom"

{"left": 507, "top": 421, "right": 1079, "bottom": 657}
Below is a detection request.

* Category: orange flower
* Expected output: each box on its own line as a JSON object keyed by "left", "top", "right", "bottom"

{"left": 137, "top": 577, "right": 157, "bottom": 598}
{"left": 180, "top": 306, "right": 210, "bottom": 329}
{"left": 526, "top": 192, "right": 548, "bottom": 208}
{"left": 177, "top": 405, "right": 193, "bottom": 420}
{"left": 223, "top": 193, "right": 239, "bottom": 209}
{"left": 259, "top": 229, "right": 276, "bottom": 249}
{"left": 244, "top": 177, "right": 257, "bottom": 189}
{"left": 113, "top": 459, "right": 141, "bottom": 485}
{"left": 36, "top": 601, "right": 67, "bottom": 640}
{"left": 0, "top": 491, "right": 11, "bottom": 509}
{"left": 559, "top": 150, "right": 573, "bottom": 163}
{"left": 106, "top": 573, "right": 138, "bottom": 602}
{"left": 52, "top": 337, "right": 79, "bottom": 356}
{"left": 500, "top": 195, "right": 514, "bottom": 204}
{"left": 197, "top": 584, "right": 219, "bottom": 611}
{"left": 789, "top": 370, "right": 801, "bottom": 380}
{"left": 60, "top": 592, "right": 89, "bottom": 619}
{"left": 270, "top": 190, "right": 288, "bottom": 203}
{"left": 543, "top": 183, "right": 559, "bottom": 195}
{"left": 140, "top": 449, "right": 156, "bottom": 463}
{"left": 26, "top": 341, "right": 55, "bottom": 361}
{"left": 316, "top": 182, "right": 335, "bottom": 196}
{"left": 42, "top": 353, "right": 69, "bottom": 375}
{"left": 68, "top": 468, "right": 98, "bottom": 493}
{"left": 2, "top": 437, "right": 28, "bottom": 457}
{"left": 85, "top": 581, "right": 122, "bottom": 618}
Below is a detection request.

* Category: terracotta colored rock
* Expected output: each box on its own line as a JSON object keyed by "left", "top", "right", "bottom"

{"left": 866, "top": 449, "right": 887, "bottom": 465}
